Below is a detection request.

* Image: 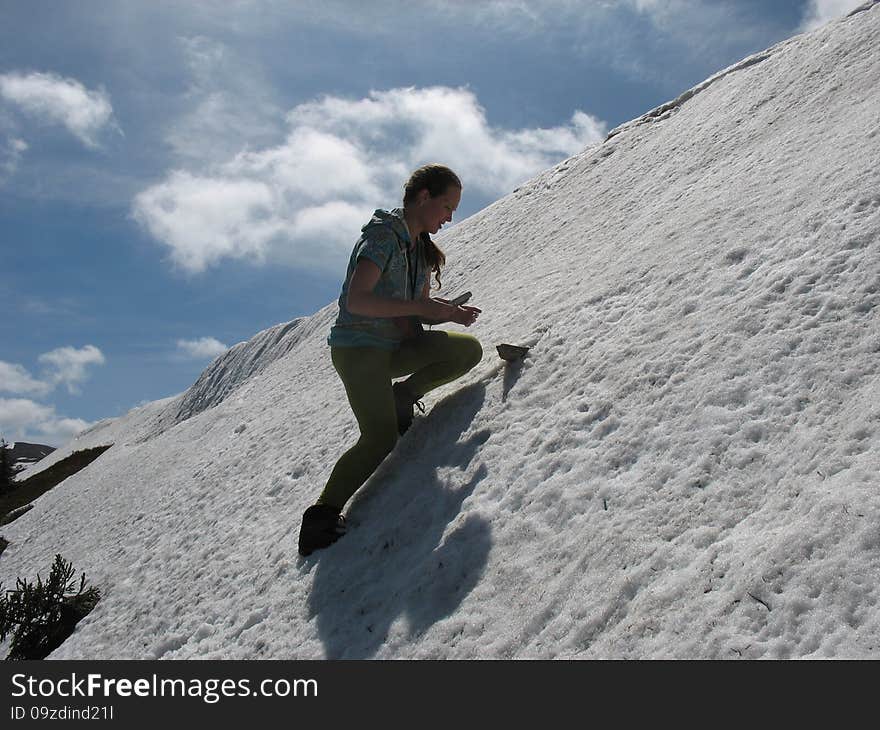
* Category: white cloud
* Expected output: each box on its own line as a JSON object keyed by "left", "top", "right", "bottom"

{"left": 292, "top": 201, "right": 372, "bottom": 246}
{"left": 40, "top": 416, "right": 92, "bottom": 446}
{"left": 133, "top": 172, "right": 286, "bottom": 272}
{"left": 234, "top": 126, "right": 381, "bottom": 202}
{"left": 166, "top": 36, "right": 283, "bottom": 164}
{"left": 800, "top": 0, "right": 866, "bottom": 31}
{"left": 177, "top": 337, "right": 229, "bottom": 359}
{"left": 0, "top": 71, "right": 118, "bottom": 148}
{"left": 287, "top": 87, "right": 605, "bottom": 195}
{"left": 134, "top": 86, "right": 606, "bottom": 274}
{"left": 0, "top": 398, "right": 90, "bottom": 447}
{"left": 38, "top": 345, "right": 106, "bottom": 395}
{"left": 0, "top": 136, "right": 27, "bottom": 180}
{"left": 0, "top": 360, "right": 51, "bottom": 397}
{"left": 0, "top": 398, "right": 55, "bottom": 436}
{"left": 0, "top": 346, "right": 104, "bottom": 446}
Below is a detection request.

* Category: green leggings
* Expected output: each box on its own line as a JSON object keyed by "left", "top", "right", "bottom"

{"left": 317, "top": 330, "right": 483, "bottom": 510}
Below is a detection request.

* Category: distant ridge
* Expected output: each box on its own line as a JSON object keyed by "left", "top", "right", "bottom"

{"left": 7, "top": 442, "right": 55, "bottom": 473}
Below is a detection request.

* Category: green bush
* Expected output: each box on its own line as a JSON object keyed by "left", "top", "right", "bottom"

{"left": 0, "top": 554, "right": 101, "bottom": 660}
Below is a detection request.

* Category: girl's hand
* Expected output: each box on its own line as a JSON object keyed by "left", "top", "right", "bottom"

{"left": 453, "top": 305, "right": 481, "bottom": 326}
{"left": 420, "top": 299, "right": 481, "bottom": 326}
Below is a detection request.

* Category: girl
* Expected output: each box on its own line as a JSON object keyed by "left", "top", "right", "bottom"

{"left": 298, "top": 164, "right": 483, "bottom": 556}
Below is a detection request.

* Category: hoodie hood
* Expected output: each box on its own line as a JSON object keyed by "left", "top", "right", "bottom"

{"left": 361, "top": 208, "right": 411, "bottom": 247}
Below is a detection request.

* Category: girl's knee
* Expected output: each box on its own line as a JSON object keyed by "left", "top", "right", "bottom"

{"left": 461, "top": 336, "right": 483, "bottom": 370}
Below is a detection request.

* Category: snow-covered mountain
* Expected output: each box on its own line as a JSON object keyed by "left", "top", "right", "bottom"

{"left": 2, "top": 3, "right": 879, "bottom": 659}
{"left": 4, "top": 442, "right": 54, "bottom": 474}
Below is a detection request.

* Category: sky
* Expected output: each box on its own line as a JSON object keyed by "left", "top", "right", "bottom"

{"left": 3, "top": 0, "right": 878, "bottom": 659}
{"left": 0, "top": 0, "right": 866, "bottom": 447}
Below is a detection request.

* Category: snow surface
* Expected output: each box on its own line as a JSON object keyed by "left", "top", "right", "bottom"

{"left": 2, "top": 5, "right": 880, "bottom": 659}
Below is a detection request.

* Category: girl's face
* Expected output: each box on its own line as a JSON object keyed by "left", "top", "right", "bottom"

{"left": 417, "top": 185, "right": 461, "bottom": 235}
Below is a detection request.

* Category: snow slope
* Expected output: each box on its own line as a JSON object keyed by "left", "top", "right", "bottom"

{"left": 2, "top": 4, "right": 879, "bottom": 659}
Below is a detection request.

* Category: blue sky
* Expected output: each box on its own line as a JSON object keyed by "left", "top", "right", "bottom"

{"left": 0, "top": 0, "right": 861, "bottom": 446}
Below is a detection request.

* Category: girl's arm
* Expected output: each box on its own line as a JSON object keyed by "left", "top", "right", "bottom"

{"left": 347, "top": 259, "right": 478, "bottom": 325}
{"left": 346, "top": 259, "right": 425, "bottom": 317}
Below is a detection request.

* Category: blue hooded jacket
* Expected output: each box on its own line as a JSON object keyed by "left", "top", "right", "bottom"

{"left": 328, "top": 208, "right": 429, "bottom": 349}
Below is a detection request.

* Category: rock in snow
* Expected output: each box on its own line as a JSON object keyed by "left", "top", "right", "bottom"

{"left": 2, "top": 4, "right": 879, "bottom": 659}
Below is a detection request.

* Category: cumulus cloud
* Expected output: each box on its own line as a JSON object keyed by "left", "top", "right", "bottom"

{"left": 800, "top": 0, "right": 866, "bottom": 31}
{"left": 0, "top": 398, "right": 90, "bottom": 447}
{"left": 1, "top": 346, "right": 104, "bottom": 397}
{"left": 0, "top": 398, "right": 54, "bottom": 435}
{"left": 0, "top": 360, "right": 51, "bottom": 397}
{"left": 0, "top": 71, "right": 118, "bottom": 148}
{"left": 38, "top": 344, "right": 106, "bottom": 395}
{"left": 286, "top": 87, "right": 605, "bottom": 195}
{"left": 134, "top": 85, "right": 606, "bottom": 274}
{"left": 177, "top": 337, "right": 229, "bottom": 359}
{"left": 0, "top": 346, "right": 104, "bottom": 446}
{"left": 133, "top": 172, "right": 283, "bottom": 273}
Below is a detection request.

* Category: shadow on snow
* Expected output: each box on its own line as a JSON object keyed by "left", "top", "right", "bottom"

{"left": 305, "top": 381, "right": 491, "bottom": 658}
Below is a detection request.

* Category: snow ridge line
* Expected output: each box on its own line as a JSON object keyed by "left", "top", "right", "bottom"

{"left": 847, "top": 0, "right": 880, "bottom": 20}
{"left": 605, "top": 0, "right": 879, "bottom": 144}
{"left": 171, "top": 317, "right": 309, "bottom": 424}
{"left": 604, "top": 50, "right": 773, "bottom": 141}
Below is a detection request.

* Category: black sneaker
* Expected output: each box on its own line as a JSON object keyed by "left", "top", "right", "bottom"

{"left": 298, "top": 504, "right": 346, "bottom": 556}
{"left": 392, "top": 381, "right": 425, "bottom": 435}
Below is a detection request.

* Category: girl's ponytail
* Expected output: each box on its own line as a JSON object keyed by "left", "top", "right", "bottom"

{"left": 420, "top": 232, "right": 446, "bottom": 291}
